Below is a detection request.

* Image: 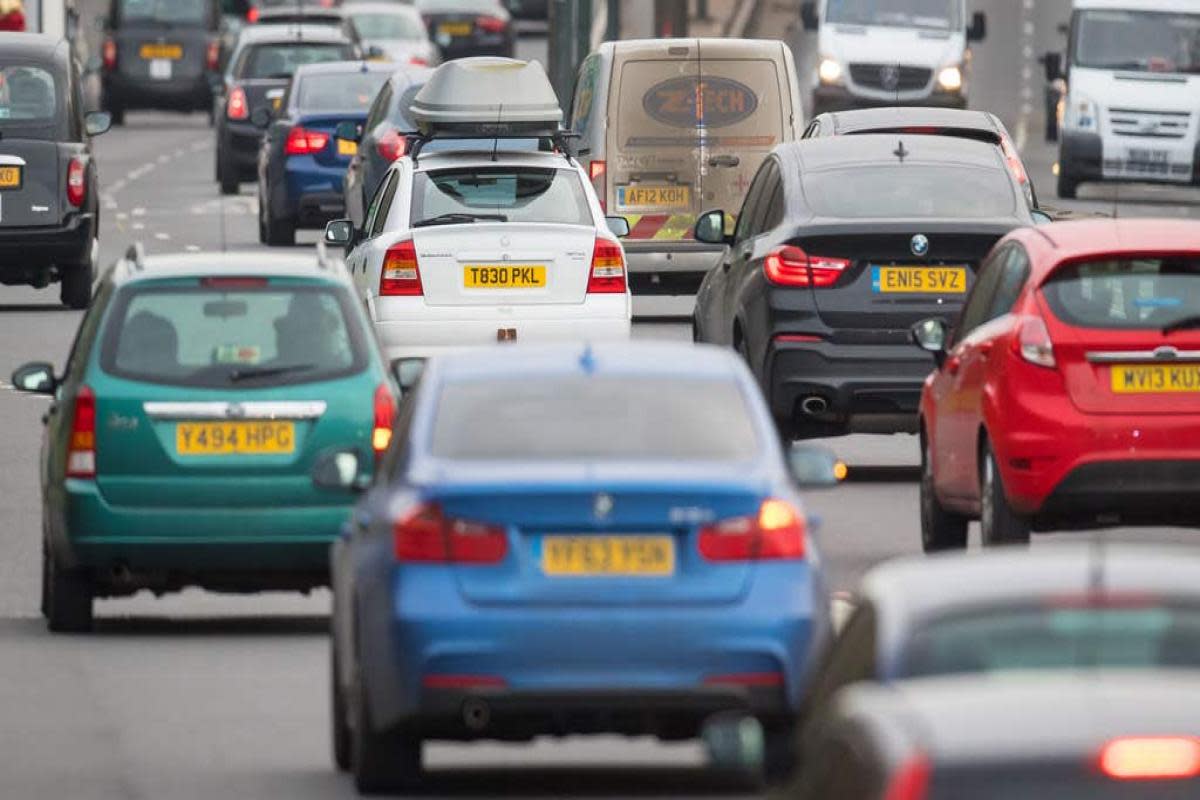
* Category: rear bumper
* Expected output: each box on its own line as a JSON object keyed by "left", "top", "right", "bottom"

{"left": 438, "top": 39, "right": 513, "bottom": 60}
{"left": 278, "top": 163, "right": 347, "bottom": 226}
{"left": 624, "top": 241, "right": 723, "bottom": 295}
{"left": 0, "top": 213, "right": 94, "bottom": 276}
{"left": 1034, "top": 460, "right": 1200, "bottom": 530}
{"left": 1060, "top": 129, "right": 1200, "bottom": 185}
{"left": 220, "top": 122, "right": 262, "bottom": 175}
{"left": 104, "top": 73, "right": 211, "bottom": 110}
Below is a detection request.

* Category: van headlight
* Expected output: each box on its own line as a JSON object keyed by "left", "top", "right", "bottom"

{"left": 936, "top": 65, "right": 963, "bottom": 92}
{"left": 818, "top": 57, "right": 843, "bottom": 85}
{"left": 1065, "top": 94, "right": 1098, "bottom": 131}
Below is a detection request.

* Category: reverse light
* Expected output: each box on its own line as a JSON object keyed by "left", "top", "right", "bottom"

{"left": 394, "top": 502, "right": 508, "bottom": 564}
{"left": 66, "top": 385, "right": 96, "bottom": 479}
{"left": 818, "top": 57, "right": 842, "bottom": 85}
{"left": 587, "top": 237, "right": 626, "bottom": 294}
{"left": 936, "top": 65, "right": 963, "bottom": 92}
{"left": 226, "top": 86, "right": 249, "bottom": 120}
{"left": 376, "top": 128, "right": 407, "bottom": 162}
{"left": 1016, "top": 315, "right": 1056, "bottom": 368}
{"left": 285, "top": 126, "right": 331, "bottom": 156}
{"left": 764, "top": 245, "right": 849, "bottom": 288}
{"left": 66, "top": 156, "right": 86, "bottom": 207}
{"left": 698, "top": 499, "right": 806, "bottom": 562}
{"left": 1100, "top": 737, "right": 1200, "bottom": 781}
{"left": 102, "top": 38, "right": 117, "bottom": 70}
{"left": 206, "top": 39, "right": 221, "bottom": 72}
{"left": 588, "top": 160, "right": 606, "bottom": 212}
{"left": 373, "top": 383, "right": 396, "bottom": 455}
{"left": 884, "top": 754, "right": 932, "bottom": 800}
{"left": 380, "top": 239, "right": 423, "bottom": 296}
{"left": 475, "top": 15, "right": 507, "bottom": 33}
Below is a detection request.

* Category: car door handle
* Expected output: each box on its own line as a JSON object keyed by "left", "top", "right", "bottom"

{"left": 707, "top": 154, "right": 740, "bottom": 168}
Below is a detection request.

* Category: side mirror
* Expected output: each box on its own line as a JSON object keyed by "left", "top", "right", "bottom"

{"left": 694, "top": 209, "right": 729, "bottom": 246}
{"left": 83, "top": 55, "right": 103, "bottom": 75}
{"left": 605, "top": 215, "right": 630, "bottom": 238}
{"left": 11, "top": 362, "right": 57, "bottom": 395}
{"left": 324, "top": 218, "right": 354, "bottom": 247}
{"left": 967, "top": 11, "right": 986, "bottom": 42}
{"left": 391, "top": 358, "right": 426, "bottom": 395}
{"left": 1041, "top": 51, "right": 1062, "bottom": 82}
{"left": 249, "top": 106, "right": 272, "bottom": 129}
{"left": 800, "top": 1, "right": 819, "bottom": 30}
{"left": 335, "top": 119, "right": 362, "bottom": 144}
{"left": 84, "top": 111, "right": 112, "bottom": 136}
{"left": 311, "top": 449, "right": 368, "bottom": 493}
{"left": 787, "top": 444, "right": 846, "bottom": 488}
{"left": 910, "top": 317, "right": 949, "bottom": 367}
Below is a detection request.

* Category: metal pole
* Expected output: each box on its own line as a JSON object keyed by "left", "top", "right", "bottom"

{"left": 696, "top": 0, "right": 709, "bottom": 22}
{"left": 547, "top": 0, "right": 572, "bottom": 106}
{"left": 605, "top": 0, "right": 620, "bottom": 42}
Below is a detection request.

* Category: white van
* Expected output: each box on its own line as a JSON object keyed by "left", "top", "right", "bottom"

{"left": 568, "top": 38, "right": 803, "bottom": 316}
{"left": 800, "top": 0, "right": 986, "bottom": 116}
{"left": 1050, "top": 0, "right": 1200, "bottom": 199}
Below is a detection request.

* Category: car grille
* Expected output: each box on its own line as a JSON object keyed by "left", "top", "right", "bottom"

{"left": 1108, "top": 108, "right": 1191, "bottom": 139}
{"left": 848, "top": 64, "right": 931, "bottom": 92}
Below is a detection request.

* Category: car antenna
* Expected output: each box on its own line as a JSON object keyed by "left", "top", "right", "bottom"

{"left": 893, "top": 139, "right": 908, "bottom": 162}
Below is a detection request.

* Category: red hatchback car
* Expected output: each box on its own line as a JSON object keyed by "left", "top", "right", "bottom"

{"left": 912, "top": 219, "right": 1200, "bottom": 549}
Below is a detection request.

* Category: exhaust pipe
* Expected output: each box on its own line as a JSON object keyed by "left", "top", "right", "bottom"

{"left": 462, "top": 698, "right": 491, "bottom": 732}
{"left": 800, "top": 396, "right": 829, "bottom": 416}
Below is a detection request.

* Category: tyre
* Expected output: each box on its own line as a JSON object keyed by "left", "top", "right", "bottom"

{"left": 59, "top": 240, "right": 96, "bottom": 309}
{"left": 980, "top": 441, "right": 1031, "bottom": 547}
{"left": 1056, "top": 170, "right": 1079, "bottom": 200}
{"left": 920, "top": 435, "right": 968, "bottom": 552}
{"left": 218, "top": 152, "right": 240, "bottom": 196}
{"left": 264, "top": 211, "right": 296, "bottom": 247}
{"left": 43, "top": 546, "right": 93, "bottom": 633}
{"left": 351, "top": 670, "right": 422, "bottom": 794}
{"left": 331, "top": 643, "right": 351, "bottom": 772}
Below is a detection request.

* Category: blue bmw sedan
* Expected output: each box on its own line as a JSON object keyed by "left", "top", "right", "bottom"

{"left": 325, "top": 342, "right": 835, "bottom": 793}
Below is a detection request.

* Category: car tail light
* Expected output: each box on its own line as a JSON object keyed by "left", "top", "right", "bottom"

{"left": 884, "top": 754, "right": 932, "bottom": 800}
{"left": 703, "top": 672, "right": 784, "bottom": 687}
{"left": 206, "top": 39, "right": 221, "bottom": 71}
{"left": 1000, "top": 136, "right": 1029, "bottom": 187}
{"left": 698, "top": 499, "right": 806, "bottom": 561}
{"left": 422, "top": 674, "right": 507, "bottom": 689}
{"left": 764, "top": 245, "right": 849, "bottom": 288}
{"left": 376, "top": 128, "right": 407, "bottom": 162}
{"left": 587, "top": 237, "right": 626, "bottom": 294}
{"left": 408, "top": 56, "right": 429, "bottom": 66}
{"left": 394, "top": 502, "right": 508, "bottom": 564}
{"left": 373, "top": 383, "right": 396, "bottom": 455}
{"left": 588, "top": 160, "right": 606, "bottom": 212}
{"left": 66, "top": 157, "right": 86, "bottom": 207}
{"left": 1016, "top": 315, "right": 1056, "bottom": 368}
{"left": 380, "top": 239, "right": 423, "bottom": 296}
{"left": 226, "top": 87, "right": 249, "bottom": 120}
{"left": 102, "top": 38, "right": 117, "bottom": 70}
{"left": 246, "top": 5, "right": 259, "bottom": 22}
{"left": 66, "top": 386, "right": 96, "bottom": 479}
{"left": 475, "top": 15, "right": 506, "bottom": 33}
{"left": 1100, "top": 737, "right": 1200, "bottom": 781}
{"left": 284, "top": 126, "right": 331, "bottom": 156}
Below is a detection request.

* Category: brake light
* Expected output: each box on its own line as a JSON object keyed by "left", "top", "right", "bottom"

{"left": 102, "top": 38, "right": 117, "bottom": 70}
{"left": 380, "top": 239, "right": 423, "bottom": 296}
{"left": 475, "top": 15, "right": 506, "bottom": 33}
{"left": 587, "top": 237, "right": 626, "bottom": 294}
{"left": 763, "top": 245, "right": 849, "bottom": 288}
{"left": 285, "top": 126, "right": 331, "bottom": 156}
{"left": 66, "top": 157, "right": 86, "bottom": 207}
{"left": 422, "top": 674, "right": 507, "bottom": 689}
{"left": 1016, "top": 315, "right": 1056, "bottom": 368}
{"left": 66, "top": 386, "right": 96, "bottom": 479}
{"left": 246, "top": 5, "right": 259, "bottom": 22}
{"left": 1000, "top": 136, "right": 1029, "bottom": 186}
{"left": 226, "top": 87, "right": 249, "bottom": 120}
{"left": 394, "top": 502, "right": 508, "bottom": 564}
{"left": 206, "top": 39, "right": 221, "bottom": 71}
{"left": 373, "top": 383, "right": 396, "bottom": 455}
{"left": 698, "top": 499, "right": 806, "bottom": 561}
{"left": 884, "top": 754, "right": 931, "bottom": 800}
{"left": 408, "top": 56, "right": 429, "bottom": 67}
{"left": 703, "top": 672, "right": 784, "bottom": 687}
{"left": 588, "top": 160, "right": 606, "bottom": 212}
{"left": 1100, "top": 737, "right": 1200, "bottom": 781}
{"left": 376, "top": 128, "right": 407, "bottom": 162}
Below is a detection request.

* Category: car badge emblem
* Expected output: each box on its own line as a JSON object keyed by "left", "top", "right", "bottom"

{"left": 910, "top": 234, "right": 930, "bottom": 257}
{"left": 880, "top": 64, "right": 900, "bottom": 91}
{"left": 500, "top": 235, "right": 511, "bottom": 247}
{"left": 593, "top": 493, "right": 614, "bottom": 520}
{"left": 226, "top": 402, "right": 246, "bottom": 419}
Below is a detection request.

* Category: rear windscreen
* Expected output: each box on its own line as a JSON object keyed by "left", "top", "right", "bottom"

{"left": 0, "top": 65, "right": 58, "bottom": 126}
{"left": 411, "top": 167, "right": 593, "bottom": 227}
{"left": 240, "top": 43, "right": 352, "bottom": 80}
{"left": 1043, "top": 258, "right": 1200, "bottom": 331}
{"left": 904, "top": 605, "right": 1200, "bottom": 676}
{"left": 118, "top": 0, "right": 209, "bottom": 25}
{"left": 349, "top": 12, "right": 426, "bottom": 40}
{"left": 297, "top": 72, "right": 389, "bottom": 114}
{"left": 430, "top": 377, "right": 760, "bottom": 461}
{"left": 803, "top": 165, "right": 1016, "bottom": 219}
{"left": 100, "top": 284, "right": 368, "bottom": 388}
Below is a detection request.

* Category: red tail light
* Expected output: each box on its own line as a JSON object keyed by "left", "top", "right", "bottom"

{"left": 285, "top": 126, "right": 331, "bottom": 156}
{"left": 884, "top": 754, "right": 931, "bottom": 800}
{"left": 376, "top": 129, "right": 407, "bottom": 162}
{"left": 66, "top": 386, "right": 96, "bottom": 479}
{"left": 422, "top": 674, "right": 507, "bottom": 689}
{"left": 246, "top": 5, "right": 259, "bottom": 23}
{"left": 588, "top": 160, "right": 606, "bottom": 212}
{"left": 587, "top": 237, "right": 626, "bottom": 294}
{"left": 1100, "top": 737, "right": 1200, "bottom": 781}
{"left": 380, "top": 239, "right": 423, "bottom": 296}
{"left": 1016, "top": 315, "right": 1056, "bottom": 368}
{"left": 66, "top": 157, "right": 86, "bottom": 207}
{"left": 698, "top": 499, "right": 806, "bottom": 561}
{"left": 206, "top": 39, "right": 221, "bottom": 72}
{"left": 102, "top": 38, "right": 117, "bottom": 70}
{"left": 409, "top": 56, "right": 429, "bottom": 66}
{"left": 394, "top": 502, "right": 508, "bottom": 564}
{"left": 764, "top": 245, "right": 849, "bottom": 288}
{"left": 373, "top": 383, "right": 396, "bottom": 455}
{"left": 703, "top": 672, "right": 784, "bottom": 687}
{"left": 1000, "top": 136, "right": 1029, "bottom": 187}
{"left": 475, "top": 15, "right": 506, "bottom": 33}
{"left": 226, "top": 87, "right": 249, "bottom": 120}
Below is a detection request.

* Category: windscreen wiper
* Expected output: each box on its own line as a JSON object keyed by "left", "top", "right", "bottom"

{"left": 411, "top": 212, "right": 508, "bottom": 228}
{"left": 1163, "top": 316, "right": 1200, "bottom": 336}
{"left": 229, "top": 363, "right": 316, "bottom": 383}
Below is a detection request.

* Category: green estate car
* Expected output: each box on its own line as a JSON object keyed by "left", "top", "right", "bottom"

{"left": 12, "top": 249, "right": 397, "bottom": 632}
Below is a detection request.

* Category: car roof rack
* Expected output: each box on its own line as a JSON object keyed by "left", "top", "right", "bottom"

{"left": 405, "top": 128, "right": 579, "bottom": 165}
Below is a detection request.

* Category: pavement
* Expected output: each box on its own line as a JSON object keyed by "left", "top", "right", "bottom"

{"left": 0, "top": 4, "right": 1198, "bottom": 798}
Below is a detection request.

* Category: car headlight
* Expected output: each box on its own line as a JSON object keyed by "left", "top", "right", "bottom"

{"left": 818, "top": 57, "right": 843, "bottom": 85}
{"left": 1065, "top": 93, "right": 1098, "bottom": 131}
{"left": 936, "top": 65, "right": 963, "bottom": 92}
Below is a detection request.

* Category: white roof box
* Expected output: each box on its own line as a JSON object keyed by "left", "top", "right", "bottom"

{"left": 409, "top": 57, "right": 563, "bottom": 137}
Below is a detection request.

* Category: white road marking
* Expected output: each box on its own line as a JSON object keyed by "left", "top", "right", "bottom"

{"left": 132, "top": 222, "right": 145, "bottom": 231}
{"left": 185, "top": 244, "right": 201, "bottom": 252}
{"left": 131, "top": 207, "right": 146, "bottom": 217}
{"left": 154, "top": 232, "right": 171, "bottom": 241}
{"left": 1013, "top": 0, "right": 1037, "bottom": 152}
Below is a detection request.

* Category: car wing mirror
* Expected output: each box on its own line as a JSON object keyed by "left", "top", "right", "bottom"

{"left": 334, "top": 119, "right": 362, "bottom": 144}
{"left": 800, "top": 1, "right": 819, "bottom": 30}
{"left": 84, "top": 111, "right": 112, "bottom": 136}
{"left": 249, "top": 106, "right": 273, "bottom": 129}
{"left": 1041, "top": 51, "right": 1063, "bottom": 82}
{"left": 605, "top": 215, "right": 630, "bottom": 238}
{"left": 11, "top": 361, "right": 58, "bottom": 395}
{"left": 694, "top": 209, "right": 730, "bottom": 246}
{"left": 324, "top": 218, "right": 355, "bottom": 247}
{"left": 967, "top": 11, "right": 987, "bottom": 42}
{"left": 311, "top": 449, "right": 369, "bottom": 493}
{"left": 911, "top": 317, "right": 949, "bottom": 368}
{"left": 391, "top": 358, "right": 426, "bottom": 396}
{"left": 787, "top": 444, "right": 846, "bottom": 489}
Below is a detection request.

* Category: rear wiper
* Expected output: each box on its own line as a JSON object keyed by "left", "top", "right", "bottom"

{"left": 229, "top": 363, "right": 315, "bottom": 382}
{"left": 1162, "top": 315, "right": 1200, "bottom": 335}
{"left": 411, "top": 212, "right": 507, "bottom": 228}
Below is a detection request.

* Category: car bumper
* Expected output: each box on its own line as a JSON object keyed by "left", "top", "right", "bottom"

{"left": 438, "top": 38, "right": 513, "bottom": 60}
{"left": 105, "top": 73, "right": 211, "bottom": 110}
{"left": 0, "top": 213, "right": 94, "bottom": 277}
{"left": 279, "top": 163, "right": 347, "bottom": 226}
{"left": 811, "top": 84, "right": 965, "bottom": 114}
{"left": 624, "top": 241, "right": 723, "bottom": 293}
{"left": 1060, "top": 129, "right": 1200, "bottom": 185}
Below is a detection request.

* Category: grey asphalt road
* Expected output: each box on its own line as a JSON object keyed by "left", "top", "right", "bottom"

{"left": 1, "top": 5, "right": 1198, "bottom": 798}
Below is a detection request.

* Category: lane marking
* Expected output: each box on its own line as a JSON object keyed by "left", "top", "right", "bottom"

{"left": 154, "top": 232, "right": 171, "bottom": 241}
{"left": 131, "top": 207, "right": 146, "bottom": 217}
{"left": 1014, "top": 0, "right": 1036, "bottom": 152}
{"left": 185, "top": 244, "right": 201, "bottom": 252}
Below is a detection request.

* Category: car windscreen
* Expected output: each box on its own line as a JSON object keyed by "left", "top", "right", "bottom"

{"left": 1073, "top": 10, "right": 1200, "bottom": 74}
{"left": 0, "top": 65, "right": 60, "bottom": 132}
{"left": 802, "top": 164, "right": 1016, "bottom": 219}
{"left": 430, "top": 377, "right": 760, "bottom": 461}
{"left": 100, "top": 282, "right": 369, "bottom": 388}
{"left": 825, "top": 0, "right": 960, "bottom": 31}
{"left": 1042, "top": 257, "right": 1200, "bottom": 332}
{"left": 240, "top": 43, "right": 353, "bottom": 80}
{"left": 410, "top": 167, "right": 593, "bottom": 227}
{"left": 118, "top": 0, "right": 209, "bottom": 25}
{"left": 904, "top": 605, "right": 1200, "bottom": 676}
{"left": 349, "top": 12, "right": 426, "bottom": 40}
{"left": 297, "top": 72, "right": 389, "bottom": 114}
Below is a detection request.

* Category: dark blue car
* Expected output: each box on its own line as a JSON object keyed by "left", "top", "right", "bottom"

{"left": 256, "top": 60, "right": 393, "bottom": 245}
{"left": 323, "top": 342, "right": 838, "bottom": 793}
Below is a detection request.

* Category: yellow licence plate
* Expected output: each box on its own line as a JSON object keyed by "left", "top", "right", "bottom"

{"left": 140, "top": 44, "right": 183, "bottom": 60}
{"left": 439, "top": 22, "right": 472, "bottom": 36}
{"left": 176, "top": 421, "right": 295, "bottom": 455}
{"left": 873, "top": 265, "right": 967, "bottom": 294}
{"left": 1111, "top": 364, "right": 1200, "bottom": 394}
{"left": 0, "top": 166, "right": 21, "bottom": 189}
{"left": 617, "top": 185, "right": 691, "bottom": 209}
{"left": 464, "top": 264, "right": 547, "bottom": 289}
{"left": 541, "top": 536, "right": 675, "bottom": 577}
{"left": 337, "top": 139, "right": 358, "bottom": 156}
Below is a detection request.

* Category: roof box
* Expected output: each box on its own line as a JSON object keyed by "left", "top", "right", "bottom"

{"left": 409, "top": 57, "right": 563, "bottom": 137}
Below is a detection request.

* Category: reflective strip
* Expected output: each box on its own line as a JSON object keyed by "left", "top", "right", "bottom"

{"left": 143, "top": 401, "right": 327, "bottom": 420}
{"left": 624, "top": 213, "right": 696, "bottom": 241}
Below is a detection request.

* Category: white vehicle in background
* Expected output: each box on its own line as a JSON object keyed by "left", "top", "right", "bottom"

{"left": 801, "top": 0, "right": 986, "bottom": 116}
{"left": 324, "top": 58, "right": 632, "bottom": 362}
{"left": 1048, "top": 0, "right": 1200, "bottom": 199}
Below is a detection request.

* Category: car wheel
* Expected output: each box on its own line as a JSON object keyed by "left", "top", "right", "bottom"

{"left": 1056, "top": 170, "right": 1079, "bottom": 200}
{"left": 44, "top": 546, "right": 93, "bottom": 633}
{"left": 351, "top": 668, "right": 422, "bottom": 794}
{"left": 264, "top": 211, "right": 296, "bottom": 247}
{"left": 920, "top": 436, "right": 968, "bottom": 552}
{"left": 218, "top": 153, "right": 240, "bottom": 196}
{"left": 761, "top": 722, "right": 797, "bottom": 785}
{"left": 980, "top": 442, "right": 1031, "bottom": 547}
{"left": 330, "top": 641, "right": 351, "bottom": 772}
{"left": 59, "top": 239, "right": 96, "bottom": 309}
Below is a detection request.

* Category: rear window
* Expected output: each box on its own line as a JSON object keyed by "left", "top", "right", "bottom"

{"left": 803, "top": 165, "right": 1016, "bottom": 219}
{"left": 118, "top": 0, "right": 209, "bottom": 25}
{"left": 100, "top": 283, "right": 369, "bottom": 388}
{"left": 296, "top": 72, "right": 389, "bottom": 114}
{"left": 1043, "top": 257, "right": 1200, "bottom": 331}
{"left": 904, "top": 605, "right": 1200, "bottom": 676}
{"left": 240, "top": 43, "right": 353, "bottom": 80}
{"left": 430, "top": 377, "right": 760, "bottom": 461}
{"left": 348, "top": 12, "right": 426, "bottom": 40}
{"left": 0, "top": 65, "right": 58, "bottom": 124}
{"left": 411, "top": 167, "right": 593, "bottom": 227}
